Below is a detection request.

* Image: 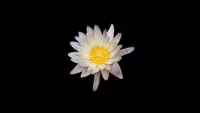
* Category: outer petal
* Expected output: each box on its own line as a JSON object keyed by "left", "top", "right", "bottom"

{"left": 93, "top": 72, "right": 100, "bottom": 92}
{"left": 75, "top": 36, "right": 88, "bottom": 46}
{"left": 94, "top": 25, "right": 102, "bottom": 39}
{"left": 78, "top": 32, "right": 87, "bottom": 40}
{"left": 101, "top": 69, "right": 109, "bottom": 81}
{"left": 70, "top": 41, "right": 79, "bottom": 50}
{"left": 86, "top": 26, "right": 93, "bottom": 34}
{"left": 70, "top": 65, "right": 85, "bottom": 75}
{"left": 112, "top": 33, "right": 122, "bottom": 46}
{"left": 68, "top": 52, "right": 79, "bottom": 58}
{"left": 75, "top": 36, "right": 81, "bottom": 43}
{"left": 86, "top": 26, "right": 97, "bottom": 47}
{"left": 119, "top": 47, "right": 135, "bottom": 56}
{"left": 101, "top": 29, "right": 107, "bottom": 45}
{"left": 70, "top": 57, "right": 80, "bottom": 63}
{"left": 109, "top": 62, "right": 123, "bottom": 79}
{"left": 107, "top": 24, "right": 114, "bottom": 41}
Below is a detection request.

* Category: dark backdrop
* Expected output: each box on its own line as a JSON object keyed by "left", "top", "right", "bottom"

{"left": 21, "top": 1, "right": 144, "bottom": 106}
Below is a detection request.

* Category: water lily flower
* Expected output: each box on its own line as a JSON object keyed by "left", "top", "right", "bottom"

{"left": 68, "top": 24, "right": 135, "bottom": 91}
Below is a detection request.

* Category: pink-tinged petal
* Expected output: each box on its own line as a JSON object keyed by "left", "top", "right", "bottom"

{"left": 93, "top": 72, "right": 100, "bottom": 92}
{"left": 74, "top": 36, "right": 80, "bottom": 42}
{"left": 70, "top": 41, "right": 79, "bottom": 50}
{"left": 120, "top": 47, "right": 135, "bottom": 56}
{"left": 107, "top": 24, "right": 114, "bottom": 41}
{"left": 70, "top": 65, "right": 85, "bottom": 75}
{"left": 81, "top": 69, "right": 91, "bottom": 78}
{"left": 109, "top": 62, "right": 123, "bottom": 79}
{"left": 101, "top": 69, "right": 109, "bottom": 81}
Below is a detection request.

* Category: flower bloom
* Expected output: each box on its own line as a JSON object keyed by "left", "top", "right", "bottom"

{"left": 68, "top": 24, "right": 135, "bottom": 91}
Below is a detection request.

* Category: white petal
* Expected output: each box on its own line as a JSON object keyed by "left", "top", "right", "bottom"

{"left": 103, "top": 29, "right": 107, "bottom": 38}
{"left": 93, "top": 72, "right": 100, "bottom": 92}
{"left": 100, "top": 29, "right": 107, "bottom": 45}
{"left": 78, "top": 59, "right": 90, "bottom": 67}
{"left": 75, "top": 35, "right": 88, "bottom": 46}
{"left": 98, "top": 64, "right": 105, "bottom": 70}
{"left": 86, "top": 27, "right": 98, "bottom": 47}
{"left": 70, "top": 41, "right": 79, "bottom": 50}
{"left": 112, "top": 33, "right": 122, "bottom": 46}
{"left": 76, "top": 46, "right": 89, "bottom": 53}
{"left": 86, "top": 26, "right": 93, "bottom": 34}
{"left": 109, "top": 45, "right": 122, "bottom": 58}
{"left": 70, "top": 56, "right": 80, "bottom": 63}
{"left": 91, "top": 68, "right": 100, "bottom": 74}
{"left": 106, "top": 59, "right": 114, "bottom": 64}
{"left": 70, "top": 65, "right": 85, "bottom": 75}
{"left": 101, "top": 69, "right": 109, "bottom": 81}
{"left": 109, "top": 62, "right": 123, "bottom": 79}
{"left": 94, "top": 25, "right": 102, "bottom": 38}
{"left": 107, "top": 24, "right": 114, "bottom": 41}
{"left": 88, "top": 63, "right": 96, "bottom": 70}
{"left": 120, "top": 47, "right": 135, "bottom": 56}
{"left": 78, "top": 32, "right": 87, "bottom": 40}
{"left": 105, "top": 64, "right": 111, "bottom": 70}
{"left": 113, "top": 54, "right": 122, "bottom": 62}
{"left": 108, "top": 43, "right": 115, "bottom": 52}
{"left": 81, "top": 69, "right": 91, "bottom": 78}
{"left": 68, "top": 52, "right": 79, "bottom": 58}
{"left": 79, "top": 53, "right": 89, "bottom": 59}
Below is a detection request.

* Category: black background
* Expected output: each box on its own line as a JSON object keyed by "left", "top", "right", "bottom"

{"left": 17, "top": 1, "right": 144, "bottom": 106}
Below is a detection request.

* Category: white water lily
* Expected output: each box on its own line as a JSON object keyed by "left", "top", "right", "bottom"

{"left": 68, "top": 24, "right": 135, "bottom": 91}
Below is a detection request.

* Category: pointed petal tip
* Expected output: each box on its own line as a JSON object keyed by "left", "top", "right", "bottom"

{"left": 107, "top": 24, "right": 115, "bottom": 39}
{"left": 69, "top": 71, "right": 75, "bottom": 75}
{"left": 129, "top": 47, "right": 135, "bottom": 53}
{"left": 93, "top": 87, "right": 97, "bottom": 92}
{"left": 111, "top": 23, "right": 114, "bottom": 27}
{"left": 86, "top": 25, "right": 91, "bottom": 30}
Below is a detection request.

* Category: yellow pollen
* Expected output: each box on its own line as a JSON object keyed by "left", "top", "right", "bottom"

{"left": 90, "top": 46, "right": 109, "bottom": 65}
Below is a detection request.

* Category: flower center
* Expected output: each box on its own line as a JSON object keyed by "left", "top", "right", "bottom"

{"left": 90, "top": 46, "right": 109, "bottom": 65}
